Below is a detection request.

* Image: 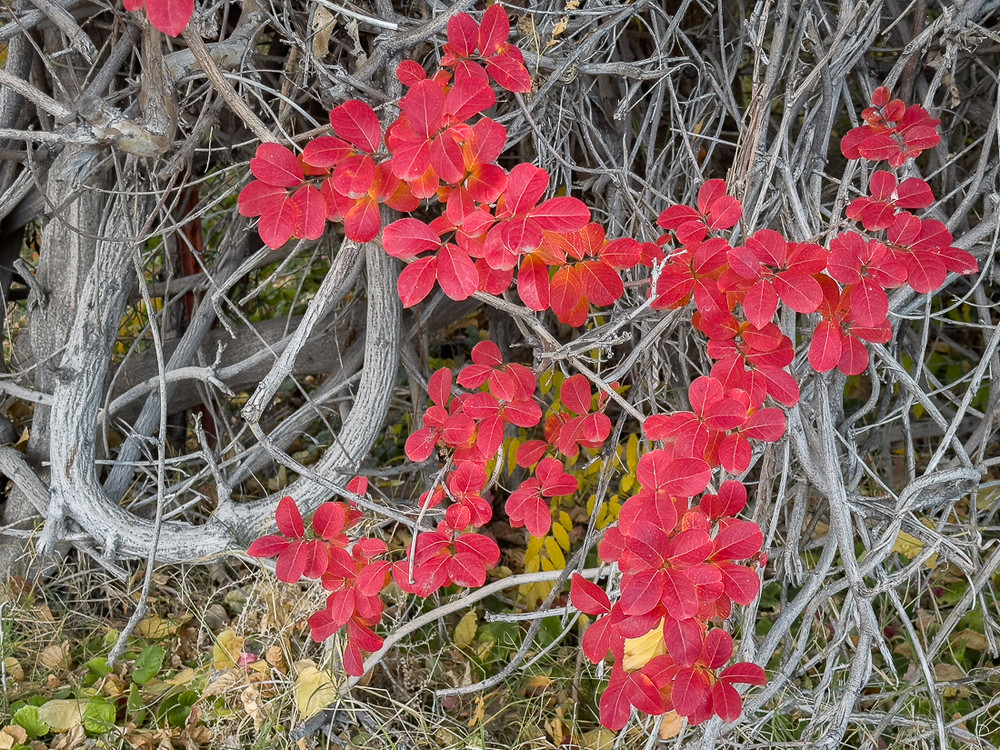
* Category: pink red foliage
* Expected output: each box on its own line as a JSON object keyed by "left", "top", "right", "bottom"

{"left": 247, "top": 66, "right": 978, "bottom": 733}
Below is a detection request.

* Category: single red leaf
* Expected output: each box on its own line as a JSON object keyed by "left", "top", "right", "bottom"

{"left": 291, "top": 184, "right": 326, "bottom": 240}
{"left": 344, "top": 196, "right": 381, "bottom": 243}
{"left": 436, "top": 243, "right": 478, "bottom": 301}
{"left": 719, "top": 564, "right": 761, "bottom": 605}
{"left": 302, "top": 136, "right": 351, "bottom": 168}
{"left": 447, "top": 551, "right": 488, "bottom": 588}
{"left": 672, "top": 667, "right": 711, "bottom": 716}
{"left": 144, "top": 0, "right": 193, "bottom": 36}
{"left": 330, "top": 100, "right": 381, "bottom": 153}
{"left": 711, "top": 680, "right": 743, "bottom": 722}
{"left": 275, "top": 541, "right": 310, "bottom": 583}
{"left": 313, "top": 502, "right": 346, "bottom": 541}
{"left": 447, "top": 12, "right": 479, "bottom": 56}
{"left": 397, "top": 256, "right": 438, "bottom": 308}
{"left": 382, "top": 218, "right": 440, "bottom": 259}
{"left": 250, "top": 143, "right": 304, "bottom": 187}
{"left": 720, "top": 661, "right": 766, "bottom": 685}
{"left": 662, "top": 617, "right": 703, "bottom": 667}
{"left": 247, "top": 535, "right": 289, "bottom": 558}
{"left": 478, "top": 3, "right": 509, "bottom": 56}
{"left": 621, "top": 569, "right": 664, "bottom": 616}
{"left": 701, "top": 628, "right": 734, "bottom": 669}
{"left": 599, "top": 670, "right": 632, "bottom": 730}
{"left": 560, "top": 375, "right": 592, "bottom": 416}
{"left": 582, "top": 615, "right": 614, "bottom": 664}
{"left": 238, "top": 181, "right": 286, "bottom": 218}
{"left": 571, "top": 574, "right": 611, "bottom": 615}
{"left": 276, "top": 496, "right": 304, "bottom": 537}
{"left": 485, "top": 53, "right": 532, "bottom": 93}
{"left": 660, "top": 569, "right": 699, "bottom": 620}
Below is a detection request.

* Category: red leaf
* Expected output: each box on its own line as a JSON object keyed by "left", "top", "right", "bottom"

{"left": 330, "top": 100, "right": 381, "bottom": 153}
{"left": 503, "top": 164, "right": 549, "bottom": 215}
{"left": 809, "top": 320, "right": 843, "bottom": 373}
{"left": 530, "top": 197, "right": 590, "bottom": 232}
{"left": 582, "top": 615, "right": 614, "bottom": 664}
{"left": 250, "top": 143, "right": 304, "bottom": 187}
{"left": 599, "top": 669, "right": 632, "bottom": 730}
{"left": 662, "top": 617, "right": 704, "bottom": 667}
{"left": 742, "top": 280, "right": 779, "bottom": 329}
{"left": 144, "top": 0, "right": 193, "bottom": 36}
{"left": 580, "top": 260, "right": 624, "bottom": 306}
{"left": 258, "top": 197, "right": 299, "bottom": 249}
{"left": 478, "top": 3, "right": 509, "bottom": 56}
{"left": 436, "top": 243, "right": 478, "bottom": 301}
{"left": 485, "top": 52, "right": 532, "bottom": 93}
{"left": 660, "top": 569, "right": 699, "bottom": 620}
{"left": 671, "top": 668, "right": 711, "bottom": 717}
{"left": 625, "top": 671, "right": 664, "bottom": 715}
{"left": 621, "top": 569, "right": 664, "bottom": 616}
{"left": 342, "top": 639, "right": 365, "bottom": 676}
{"left": 344, "top": 196, "right": 381, "bottom": 243}
{"left": 430, "top": 131, "right": 465, "bottom": 184}
{"left": 313, "top": 502, "right": 346, "bottom": 541}
{"left": 662, "top": 457, "right": 713, "bottom": 498}
{"left": 700, "top": 481, "right": 747, "bottom": 520}
{"left": 719, "top": 564, "right": 761, "bottom": 605}
{"left": 667, "top": 529, "right": 713, "bottom": 567}
{"left": 397, "top": 60, "right": 427, "bottom": 87}
{"left": 720, "top": 661, "right": 766, "bottom": 685}
{"left": 560, "top": 374, "right": 592, "bottom": 416}
{"left": 302, "top": 136, "right": 351, "bottom": 168}
{"left": 382, "top": 218, "right": 440, "bottom": 259}
{"left": 701, "top": 628, "right": 734, "bottom": 669}
{"left": 275, "top": 541, "right": 310, "bottom": 583}
{"left": 742, "top": 408, "right": 786, "bottom": 442}
{"left": 247, "top": 535, "right": 289, "bottom": 558}
{"left": 447, "top": 552, "right": 487, "bottom": 587}
{"left": 713, "top": 521, "right": 763, "bottom": 562}
{"left": 276, "top": 496, "right": 305, "bottom": 537}
{"left": 717, "top": 434, "right": 751, "bottom": 474}
{"left": 517, "top": 254, "right": 550, "bottom": 311}
{"left": 447, "top": 12, "right": 479, "bottom": 56}
{"left": 397, "top": 256, "right": 438, "bottom": 307}
{"left": 571, "top": 574, "right": 611, "bottom": 615}
{"left": 849, "top": 278, "right": 888, "bottom": 327}
{"left": 238, "top": 181, "right": 286, "bottom": 218}
{"left": 711, "top": 680, "right": 743, "bottom": 722}
{"left": 402, "top": 79, "right": 445, "bottom": 139}
{"left": 291, "top": 185, "right": 326, "bottom": 240}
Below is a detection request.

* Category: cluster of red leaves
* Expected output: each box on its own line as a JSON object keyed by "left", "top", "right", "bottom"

{"left": 237, "top": 5, "right": 538, "bottom": 253}
{"left": 246, "top": 76, "right": 980, "bottom": 732}
{"left": 393, "top": 342, "right": 616, "bottom": 594}
{"left": 124, "top": 0, "right": 192, "bottom": 37}
{"left": 653, "top": 89, "right": 976, "bottom": 377}
{"left": 572, "top": 473, "right": 769, "bottom": 728}
{"left": 247, "top": 483, "right": 391, "bottom": 676}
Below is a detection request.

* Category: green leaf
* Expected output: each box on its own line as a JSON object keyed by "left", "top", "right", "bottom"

{"left": 133, "top": 644, "right": 165, "bottom": 685}
{"left": 12, "top": 705, "right": 51, "bottom": 739}
{"left": 127, "top": 682, "right": 146, "bottom": 725}
{"left": 82, "top": 697, "right": 116, "bottom": 733}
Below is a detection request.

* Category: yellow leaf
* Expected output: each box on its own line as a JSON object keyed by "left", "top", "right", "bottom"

{"left": 136, "top": 614, "right": 186, "bottom": 639}
{"left": 37, "top": 699, "right": 84, "bottom": 731}
{"left": 467, "top": 696, "right": 486, "bottom": 727}
{"left": 659, "top": 710, "right": 685, "bottom": 739}
{"left": 544, "top": 537, "right": 566, "bottom": 568}
{"left": 507, "top": 438, "right": 521, "bottom": 475}
{"left": 39, "top": 642, "right": 71, "bottom": 672}
{"left": 893, "top": 531, "right": 938, "bottom": 569}
{"left": 293, "top": 665, "right": 339, "bottom": 719}
{"left": 559, "top": 511, "right": 572, "bottom": 530}
{"left": 621, "top": 474, "right": 634, "bottom": 493}
{"left": 3, "top": 657, "right": 23, "bottom": 681}
{"left": 454, "top": 610, "right": 478, "bottom": 649}
{"left": 164, "top": 667, "right": 198, "bottom": 686}
{"left": 213, "top": 629, "right": 243, "bottom": 670}
{"left": 581, "top": 728, "right": 616, "bottom": 750}
{"left": 623, "top": 621, "right": 666, "bottom": 671}
{"left": 626, "top": 433, "right": 639, "bottom": 473}
{"left": 552, "top": 522, "right": 570, "bottom": 551}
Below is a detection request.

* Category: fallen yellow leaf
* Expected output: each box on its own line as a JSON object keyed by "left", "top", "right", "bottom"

{"left": 3, "top": 657, "right": 23, "bottom": 681}
{"left": 893, "top": 531, "right": 938, "bottom": 569}
{"left": 39, "top": 642, "right": 72, "bottom": 672}
{"left": 659, "top": 710, "right": 684, "bottom": 739}
{"left": 213, "top": 629, "right": 243, "bottom": 670}
{"left": 293, "top": 665, "right": 339, "bottom": 719}
{"left": 623, "top": 620, "right": 666, "bottom": 671}
{"left": 37, "top": 699, "right": 84, "bottom": 731}
{"left": 453, "top": 610, "right": 478, "bottom": 649}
